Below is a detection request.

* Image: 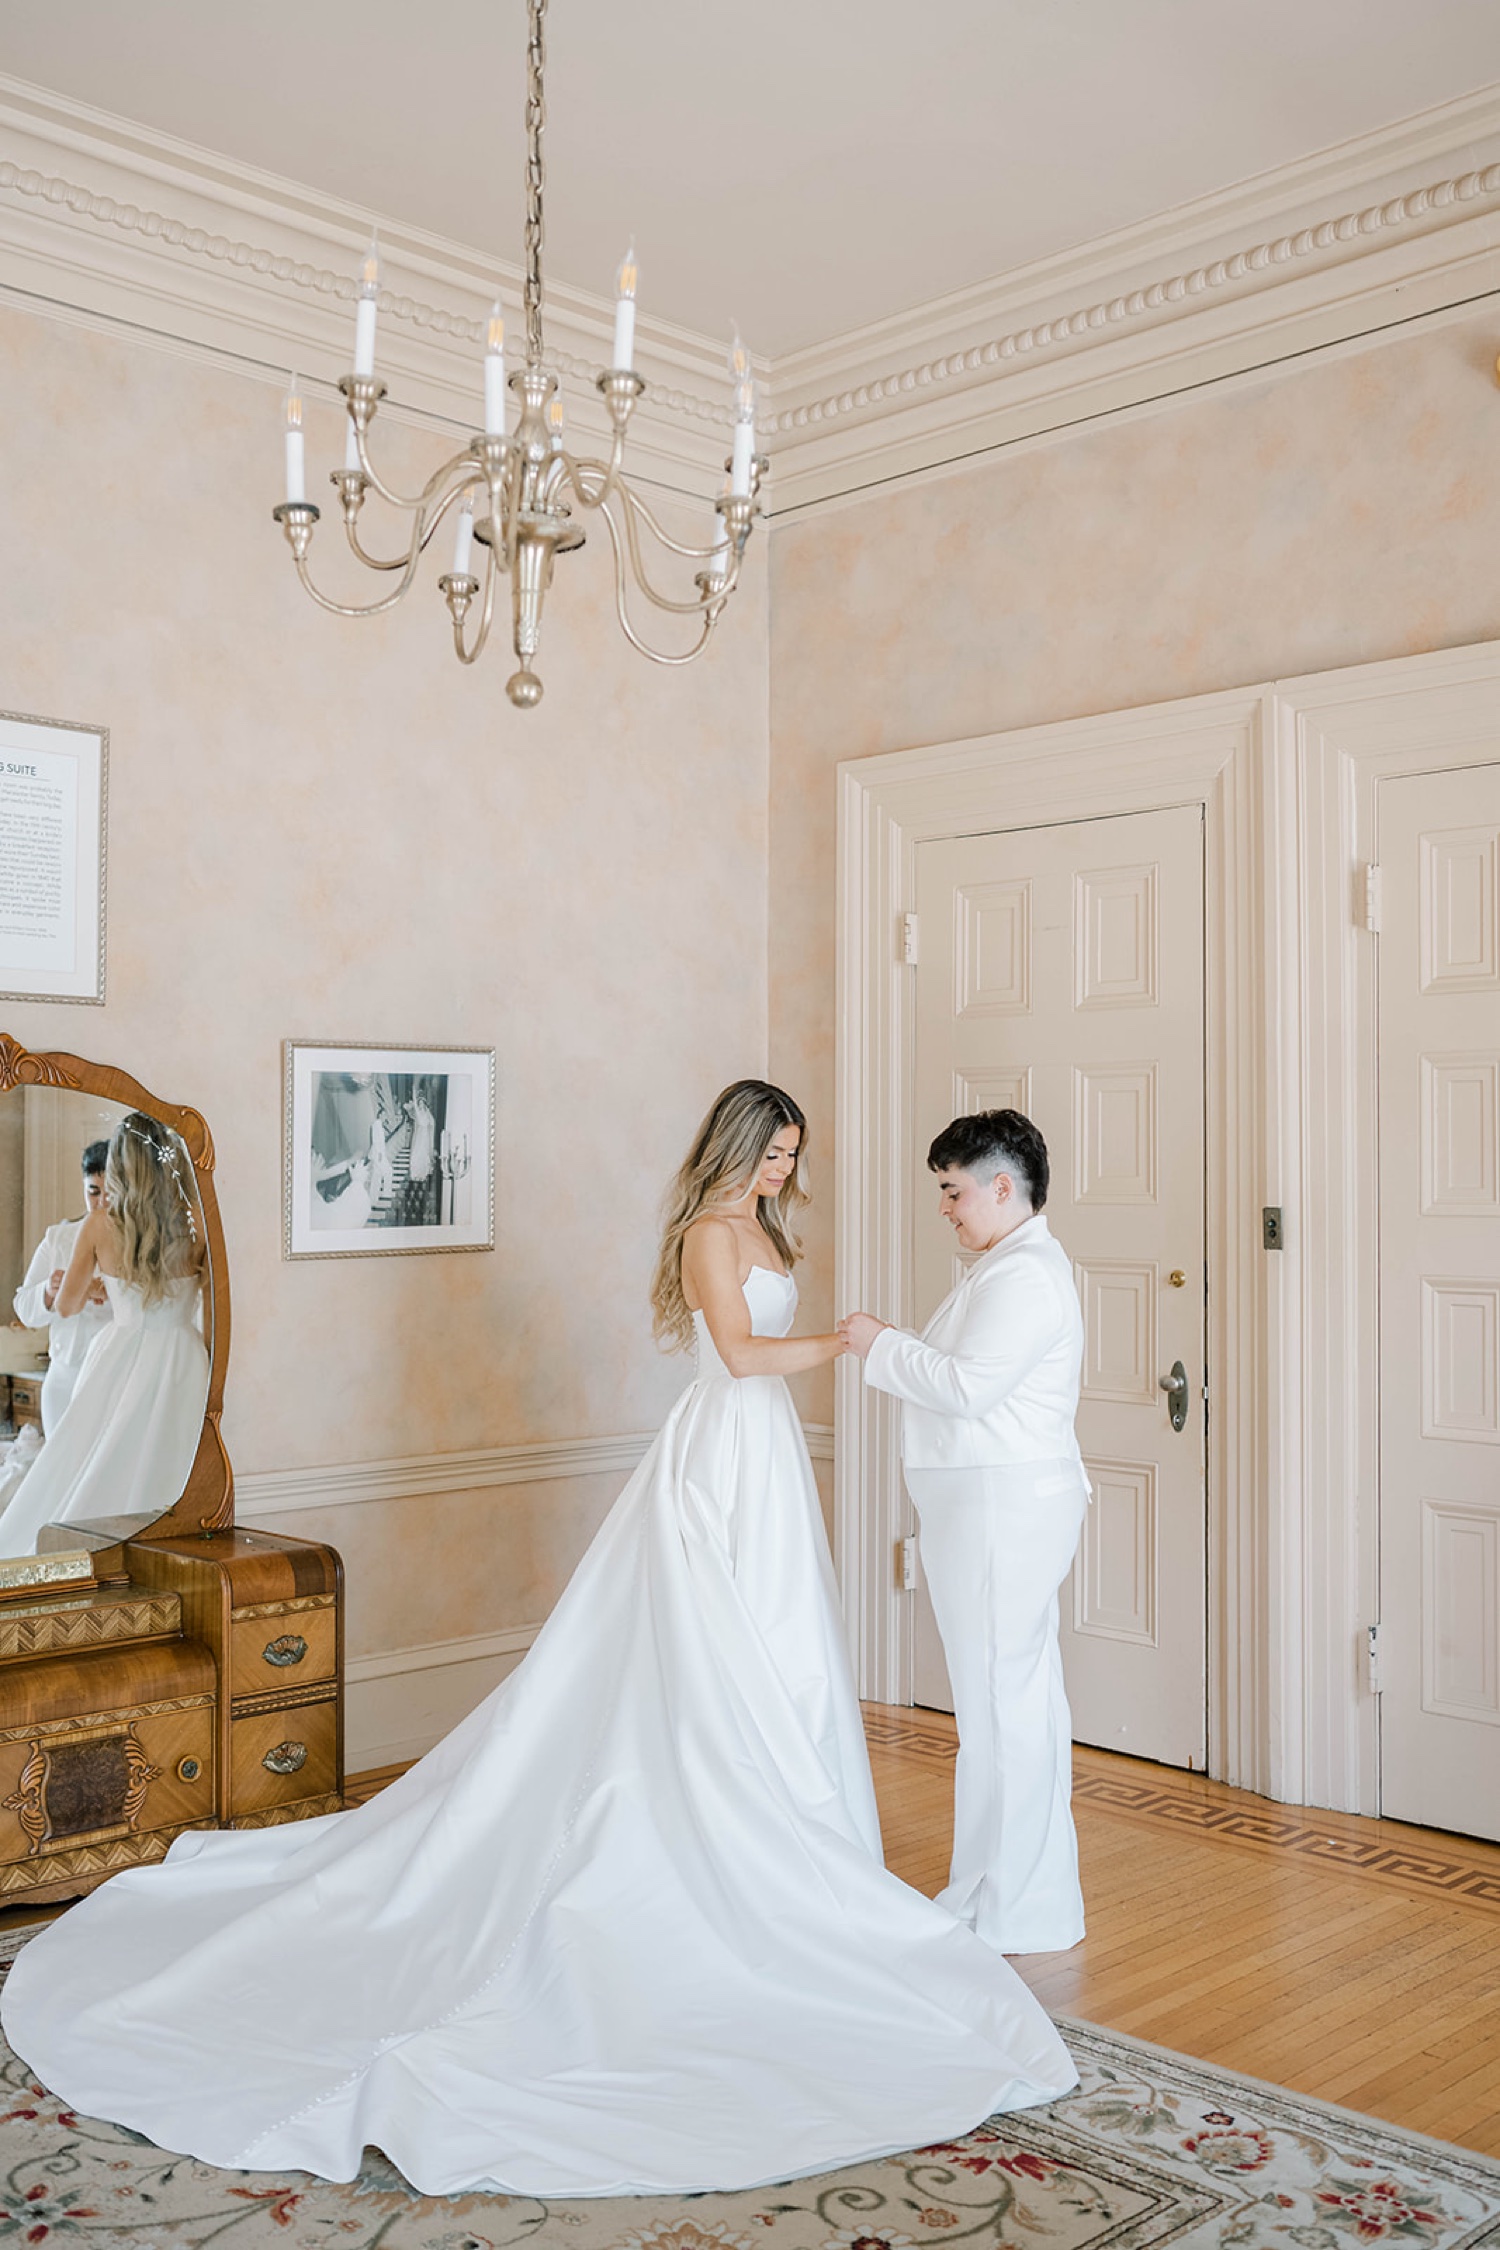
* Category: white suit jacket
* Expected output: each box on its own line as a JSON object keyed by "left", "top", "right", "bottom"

{"left": 13, "top": 1217, "right": 112, "bottom": 1381}
{"left": 863, "top": 1213, "right": 1084, "bottom": 1469}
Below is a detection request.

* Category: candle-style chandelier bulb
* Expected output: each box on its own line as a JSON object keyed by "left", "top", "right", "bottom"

{"left": 282, "top": 374, "right": 306, "bottom": 505}
{"left": 270, "top": 0, "right": 761, "bottom": 707}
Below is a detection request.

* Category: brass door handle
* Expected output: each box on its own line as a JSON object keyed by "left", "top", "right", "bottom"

{"left": 1160, "top": 1362, "right": 1190, "bottom": 1432}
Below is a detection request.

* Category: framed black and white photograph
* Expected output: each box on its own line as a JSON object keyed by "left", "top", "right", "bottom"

{"left": 0, "top": 709, "right": 108, "bottom": 1006}
{"left": 283, "top": 1042, "right": 495, "bottom": 1259}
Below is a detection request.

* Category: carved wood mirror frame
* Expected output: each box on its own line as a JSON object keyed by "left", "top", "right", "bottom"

{"left": 0, "top": 1033, "right": 234, "bottom": 1544}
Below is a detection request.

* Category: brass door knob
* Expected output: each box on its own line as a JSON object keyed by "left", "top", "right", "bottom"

{"left": 1168, "top": 1270, "right": 1187, "bottom": 1288}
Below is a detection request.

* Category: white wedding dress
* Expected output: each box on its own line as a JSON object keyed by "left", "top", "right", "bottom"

{"left": 0, "top": 1273, "right": 208, "bottom": 1553}
{"left": 2, "top": 1268, "right": 1075, "bottom": 2197}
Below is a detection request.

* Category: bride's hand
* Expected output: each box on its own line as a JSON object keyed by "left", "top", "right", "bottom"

{"left": 838, "top": 1312, "right": 888, "bottom": 1360}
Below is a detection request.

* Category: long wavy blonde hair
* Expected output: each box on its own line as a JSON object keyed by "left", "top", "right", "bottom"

{"left": 650, "top": 1080, "right": 810, "bottom": 1352}
{"left": 104, "top": 1112, "right": 201, "bottom": 1306}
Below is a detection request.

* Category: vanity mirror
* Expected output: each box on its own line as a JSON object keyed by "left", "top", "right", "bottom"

{"left": 0, "top": 1035, "right": 345, "bottom": 1908}
{"left": 0, "top": 1034, "right": 230, "bottom": 1574}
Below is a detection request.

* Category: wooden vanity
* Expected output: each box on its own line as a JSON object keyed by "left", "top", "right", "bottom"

{"left": 0, "top": 1038, "right": 345, "bottom": 1908}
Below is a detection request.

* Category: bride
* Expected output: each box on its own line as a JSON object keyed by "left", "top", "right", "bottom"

{"left": 1, "top": 1081, "right": 1075, "bottom": 2199}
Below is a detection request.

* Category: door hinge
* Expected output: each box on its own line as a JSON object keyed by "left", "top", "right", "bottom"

{"left": 1367, "top": 1620, "right": 1383, "bottom": 1695}
{"left": 1360, "top": 862, "right": 1382, "bottom": 933}
{"left": 897, "top": 1534, "right": 919, "bottom": 1591}
{"left": 900, "top": 912, "right": 920, "bottom": 965}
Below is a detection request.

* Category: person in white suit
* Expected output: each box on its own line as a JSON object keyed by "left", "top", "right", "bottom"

{"left": 841, "top": 1109, "right": 1088, "bottom": 1955}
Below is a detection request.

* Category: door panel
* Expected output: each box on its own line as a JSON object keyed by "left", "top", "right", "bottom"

{"left": 910, "top": 805, "right": 1207, "bottom": 1768}
{"left": 1378, "top": 763, "right": 1500, "bottom": 1840}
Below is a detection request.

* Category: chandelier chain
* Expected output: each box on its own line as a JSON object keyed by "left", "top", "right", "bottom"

{"left": 524, "top": 0, "right": 547, "bottom": 368}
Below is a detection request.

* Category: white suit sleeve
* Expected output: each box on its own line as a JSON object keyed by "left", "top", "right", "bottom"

{"left": 863, "top": 1265, "right": 1060, "bottom": 1421}
{"left": 12, "top": 1229, "right": 58, "bottom": 1330}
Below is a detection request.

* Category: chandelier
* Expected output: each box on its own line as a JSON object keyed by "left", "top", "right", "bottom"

{"left": 272, "top": 0, "right": 764, "bottom": 710}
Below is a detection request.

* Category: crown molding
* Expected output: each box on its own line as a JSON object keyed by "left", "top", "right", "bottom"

{"left": 0, "top": 73, "right": 742, "bottom": 502}
{"left": 4, "top": 73, "right": 1500, "bottom": 518}
{"left": 763, "top": 81, "right": 1500, "bottom": 515}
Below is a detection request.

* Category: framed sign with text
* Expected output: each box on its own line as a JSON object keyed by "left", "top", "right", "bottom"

{"left": 0, "top": 711, "right": 108, "bottom": 1005}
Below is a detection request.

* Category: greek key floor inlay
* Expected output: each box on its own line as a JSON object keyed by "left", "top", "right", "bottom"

{"left": 861, "top": 1710, "right": 1500, "bottom": 1916}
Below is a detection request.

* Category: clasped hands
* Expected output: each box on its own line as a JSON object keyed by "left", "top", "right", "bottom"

{"left": 837, "top": 1311, "right": 890, "bottom": 1360}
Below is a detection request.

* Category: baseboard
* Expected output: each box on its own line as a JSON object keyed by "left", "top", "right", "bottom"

{"left": 345, "top": 1623, "right": 542, "bottom": 1771}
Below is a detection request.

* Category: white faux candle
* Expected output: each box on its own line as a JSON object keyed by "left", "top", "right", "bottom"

{"left": 353, "top": 236, "right": 380, "bottom": 376}
{"left": 613, "top": 243, "right": 638, "bottom": 370}
{"left": 730, "top": 416, "right": 755, "bottom": 497}
{"left": 283, "top": 378, "right": 306, "bottom": 504}
{"left": 452, "top": 500, "right": 475, "bottom": 578}
{"left": 484, "top": 304, "right": 506, "bottom": 435}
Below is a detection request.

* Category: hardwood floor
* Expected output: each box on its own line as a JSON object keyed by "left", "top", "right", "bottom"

{"left": 865, "top": 1703, "right": 1500, "bottom": 2158}
{"left": 7, "top": 1710, "right": 1499, "bottom": 2158}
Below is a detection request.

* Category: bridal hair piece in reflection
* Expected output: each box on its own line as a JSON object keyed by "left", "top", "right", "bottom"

{"left": 0, "top": 711, "right": 108, "bottom": 1006}
{"left": 284, "top": 1041, "right": 495, "bottom": 1259}
{"left": 106, "top": 1112, "right": 201, "bottom": 1306}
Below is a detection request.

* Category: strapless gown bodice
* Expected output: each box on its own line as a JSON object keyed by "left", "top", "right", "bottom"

{"left": 690, "top": 1261, "right": 796, "bottom": 1378}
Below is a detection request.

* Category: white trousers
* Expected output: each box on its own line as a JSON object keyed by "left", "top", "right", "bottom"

{"left": 906, "top": 1461, "right": 1089, "bottom": 1955}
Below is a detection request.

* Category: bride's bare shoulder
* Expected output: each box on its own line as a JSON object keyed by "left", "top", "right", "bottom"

{"left": 682, "top": 1213, "right": 738, "bottom": 1263}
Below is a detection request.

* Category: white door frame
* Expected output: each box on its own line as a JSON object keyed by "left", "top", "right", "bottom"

{"left": 835, "top": 639, "right": 1500, "bottom": 1812}
{"left": 1280, "top": 640, "right": 1500, "bottom": 1815}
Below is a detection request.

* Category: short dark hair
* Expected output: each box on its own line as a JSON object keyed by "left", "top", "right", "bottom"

{"left": 81, "top": 1140, "right": 110, "bottom": 1177}
{"left": 927, "top": 1109, "right": 1049, "bottom": 1211}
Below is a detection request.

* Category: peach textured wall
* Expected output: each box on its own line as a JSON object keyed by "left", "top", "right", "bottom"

{"left": 767, "top": 307, "right": 1500, "bottom": 1415}
{"left": 0, "top": 303, "right": 770, "bottom": 1656}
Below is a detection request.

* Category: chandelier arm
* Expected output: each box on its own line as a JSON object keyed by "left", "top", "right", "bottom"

{"left": 599, "top": 500, "right": 720, "bottom": 666}
{"left": 453, "top": 535, "right": 500, "bottom": 666}
{"left": 290, "top": 547, "right": 425, "bottom": 620}
{"left": 616, "top": 478, "right": 741, "bottom": 564}
{"left": 617, "top": 485, "right": 744, "bottom": 617}
{"left": 341, "top": 469, "right": 485, "bottom": 574}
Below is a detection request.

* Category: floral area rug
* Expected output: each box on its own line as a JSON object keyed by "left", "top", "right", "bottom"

{"left": 1, "top": 1925, "right": 1497, "bottom": 2249}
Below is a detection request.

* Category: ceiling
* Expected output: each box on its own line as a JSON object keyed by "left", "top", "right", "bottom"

{"left": 5, "top": 1, "right": 1500, "bottom": 360}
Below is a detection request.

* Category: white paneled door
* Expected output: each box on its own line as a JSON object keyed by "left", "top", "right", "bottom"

{"left": 910, "top": 806, "right": 1207, "bottom": 1770}
{"left": 1378, "top": 764, "right": 1500, "bottom": 1841}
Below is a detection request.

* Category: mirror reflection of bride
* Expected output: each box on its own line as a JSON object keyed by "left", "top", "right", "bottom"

{"left": 0, "top": 1112, "right": 209, "bottom": 1554}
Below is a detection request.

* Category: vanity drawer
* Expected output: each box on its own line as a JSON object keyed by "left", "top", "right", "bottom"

{"left": 229, "top": 1697, "right": 338, "bottom": 1817}
{"left": 9, "top": 1375, "right": 42, "bottom": 1432}
{"left": 229, "top": 1602, "right": 337, "bottom": 1695}
{"left": 0, "top": 1700, "right": 215, "bottom": 1865}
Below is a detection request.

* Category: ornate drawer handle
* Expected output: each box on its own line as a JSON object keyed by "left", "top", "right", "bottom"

{"left": 262, "top": 1741, "right": 307, "bottom": 1777}
{"left": 262, "top": 1634, "right": 308, "bottom": 1668}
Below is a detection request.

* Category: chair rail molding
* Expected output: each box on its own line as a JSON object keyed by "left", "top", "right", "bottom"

{"left": 236, "top": 1422, "right": 834, "bottom": 1520}
{"left": 838, "top": 633, "right": 1500, "bottom": 1812}
{"left": 4, "top": 73, "right": 1500, "bottom": 514}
